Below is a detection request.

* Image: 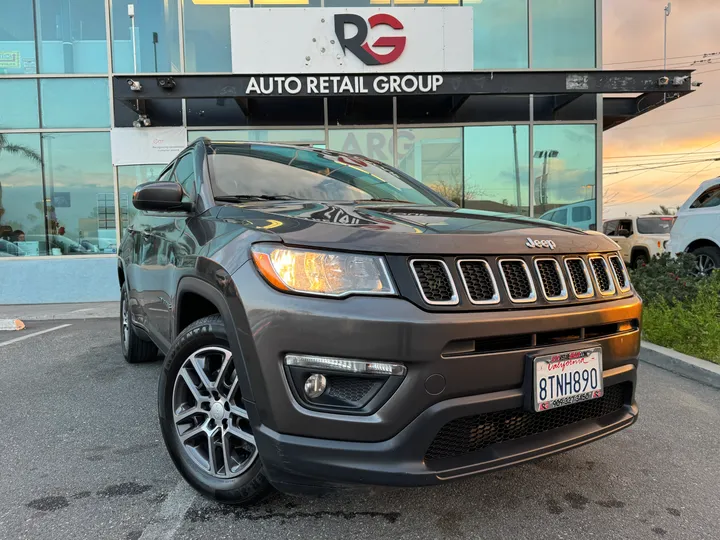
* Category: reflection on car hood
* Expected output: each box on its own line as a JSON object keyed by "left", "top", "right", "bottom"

{"left": 215, "top": 201, "right": 619, "bottom": 255}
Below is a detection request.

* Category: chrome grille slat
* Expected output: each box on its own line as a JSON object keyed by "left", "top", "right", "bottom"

{"left": 564, "top": 257, "right": 595, "bottom": 299}
{"left": 410, "top": 259, "right": 459, "bottom": 306}
{"left": 589, "top": 256, "right": 616, "bottom": 296}
{"left": 608, "top": 255, "right": 631, "bottom": 292}
{"left": 534, "top": 258, "right": 568, "bottom": 301}
{"left": 457, "top": 259, "right": 500, "bottom": 305}
{"left": 498, "top": 259, "right": 537, "bottom": 303}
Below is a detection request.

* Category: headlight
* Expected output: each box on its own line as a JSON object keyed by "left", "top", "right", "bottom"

{"left": 251, "top": 244, "right": 396, "bottom": 297}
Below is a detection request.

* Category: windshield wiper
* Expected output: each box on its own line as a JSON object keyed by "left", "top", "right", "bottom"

{"left": 215, "top": 195, "right": 298, "bottom": 202}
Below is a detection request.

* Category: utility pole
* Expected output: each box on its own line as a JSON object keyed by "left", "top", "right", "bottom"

{"left": 129, "top": 4, "right": 137, "bottom": 74}
{"left": 664, "top": 2, "right": 672, "bottom": 70}
{"left": 512, "top": 126, "right": 521, "bottom": 212}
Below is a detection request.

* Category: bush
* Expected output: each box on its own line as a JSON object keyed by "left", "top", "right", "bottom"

{"left": 641, "top": 273, "right": 720, "bottom": 364}
{"left": 630, "top": 252, "right": 701, "bottom": 306}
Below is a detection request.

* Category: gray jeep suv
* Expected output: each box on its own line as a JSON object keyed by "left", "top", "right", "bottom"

{"left": 118, "top": 139, "right": 641, "bottom": 504}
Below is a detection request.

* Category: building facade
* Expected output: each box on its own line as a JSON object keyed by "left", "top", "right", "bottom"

{"left": 0, "top": 0, "right": 688, "bottom": 305}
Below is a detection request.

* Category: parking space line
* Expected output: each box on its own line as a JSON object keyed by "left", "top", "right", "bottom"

{"left": 139, "top": 482, "right": 197, "bottom": 540}
{"left": 0, "top": 324, "right": 72, "bottom": 347}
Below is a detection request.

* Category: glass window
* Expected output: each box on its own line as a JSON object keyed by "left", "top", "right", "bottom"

{"left": 40, "top": 79, "right": 110, "bottom": 128}
{"left": 329, "top": 129, "right": 394, "bottom": 166}
{"left": 208, "top": 143, "right": 441, "bottom": 205}
{"left": 533, "top": 124, "right": 596, "bottom": 229}
{"left": 637, "top": 217, "right": 674, "bottom": 235}
{"left": 463, "top": 125, "right": 529, "bottom": 215}
{"left": 173, "top": 153, "right": 196, "bottom": 199}
{"left": 112, "top": 0, "right": 180, "bottom": 73}
{"left": 0, "top": 0, "right": 37, "bottom": 75}
{"left": 188, "top": 129, "right": 325, "bottom": 145}
{"left": 0, "top": 134, "right": 45, "bottom": 257}
{"left": 532, "top": 0, "right": 596, "bottom": 69}
{"left": 396, "top": 128, "right": 463, "bottom": 204}
{"left": 36, "top": 0, "right": 108, "bottom": 74}
{"left": 603, "top": 220, "right": 617, "bottom": 236}
{"left": 551, "top": 208, "right": 567, "bottom": 225}
{"left": 118, "top": 164, "right": 166, "bottom": 236}
{"left": 691, "top": 186, "right": 720, "bottom": 208}
{"left": 42, "top": 133, "right": 116, "bottom": 254}
{"left": 465, "top": 0, "right": 528, "bottom": 69}
{"left": 183, "top": 2, "right": 245, "bottom": 73}
{"left": 0, "top": 80, "right": 39, "bottom": 129}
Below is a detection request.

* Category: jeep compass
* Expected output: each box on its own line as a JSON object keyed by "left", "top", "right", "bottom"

{"left": 118, "top": 139, "right": 641, "bottom": 504}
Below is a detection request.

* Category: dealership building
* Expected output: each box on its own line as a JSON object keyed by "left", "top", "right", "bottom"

{"left": 0, "top": 0, "right": 692, "bottom": 304}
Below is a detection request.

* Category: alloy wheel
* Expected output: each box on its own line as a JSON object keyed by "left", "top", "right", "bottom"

{"left": 697, "top": 254, "right": 716, "bottom": 276}
{"left": 172, "top": 346, "right": 257, "bottom": 478}
{"left": 121, "top": 293, "right": 130, "bottom": 350}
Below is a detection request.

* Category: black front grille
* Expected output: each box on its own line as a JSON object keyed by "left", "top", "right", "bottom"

{"left": 411, "top": 260, "right": 456, "bottom": 304}
{"left": 425, "top": 384, "right": 628, "bottom": 462}
{"left": 590, "top": 257, "right": 612, "bottom": 292}
{"left": 566, "top": 258, "right": 590, "bottom": 296}
{"left": 500, "top": 260, "right": 533, "bottom": 300}
{"left": 609, "top": 256, "right": 628, "bottom": 289}
{"left": 459, "top": 260, "right": 497, "bottom": 303}
{"left": 536, "top": 260, "right": 564, "bottom": 298}
{"left": 326, "top": 376, "right": 377, "bottom": 403}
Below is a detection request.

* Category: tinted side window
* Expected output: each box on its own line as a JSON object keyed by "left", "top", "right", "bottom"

{"left": 618, "top": 219, "right": 633, "bottom": 234}
{"left": 173, "top": 153, "right": 196, "bottom": 199}
{"left": 572, "top": 205, "right": 591, "bottom": 222}
{"left": 603, "top": 220, "right": 618, "bottom": 235}
{"left": 691, "top": 186, "right": 720, "bottom": 208}
{"left": 553, "top": 209, "right": 568, "bottom": 224}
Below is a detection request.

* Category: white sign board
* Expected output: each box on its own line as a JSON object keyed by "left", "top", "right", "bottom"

{"left": 111, "top": 127, "right": 188, "bottom": 166}
{"left": 230, "top": 7, "right": 473, "bottom": 74}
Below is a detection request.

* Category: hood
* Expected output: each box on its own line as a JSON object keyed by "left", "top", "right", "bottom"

{"left": 215, "top": 201, "right": 618, "bottom": 255}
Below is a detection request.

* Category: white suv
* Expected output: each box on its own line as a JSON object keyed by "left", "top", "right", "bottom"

{"left": 603, "top": 215, "right": 673, "bottom": 267}
{"left": 668, "top": 176, "right": 720, "bottom": 273}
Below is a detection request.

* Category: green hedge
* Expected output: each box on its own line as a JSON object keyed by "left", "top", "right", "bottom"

{"left": 631, "top": 253, "right": 720, "bottom": 364}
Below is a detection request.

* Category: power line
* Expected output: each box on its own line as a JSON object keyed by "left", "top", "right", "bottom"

{"left": 605, "top": 160, "right": 719, "bottom": 207}
{"left": 605, "top": 150, "right": 720, "bottom": 160}
{"left": 604, "top": 52, "right": 720, "bottom": 66}
{"left": 604, "top": 157, "right": 720, "bottom": 175}
{"left": 612, "top": 115, "right": 720, "bottom": 131}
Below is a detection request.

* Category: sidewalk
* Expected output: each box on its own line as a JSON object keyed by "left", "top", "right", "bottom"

{"left": 0, "top": 302, "right": 119, "bottom": 321}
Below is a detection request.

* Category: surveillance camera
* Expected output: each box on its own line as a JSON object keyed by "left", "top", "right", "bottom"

{"left": 132, "top": 119, "right": 142, "bottom": 128}
{"left": 133, "top": 114, "right": 151, "bottom": 128}
{"left": 157, "top": 77, "right": 176, "bottom": 90}
{"left": 672, "top": 75, "right": 689, "bottom": 86}
{"left": 142, "top": 116, "right": 152, "bottom": 127}
{"left": 127, "top": 79, "right": 142, "bottom": 92}
{"left": 692, "top": 81, "right": 703, "bottom": 87}
{"left": 658, "top": 76, "right": 670, "bottom": 86}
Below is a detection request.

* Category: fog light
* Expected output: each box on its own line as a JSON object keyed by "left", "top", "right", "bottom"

{"left": 304, "top": 373, "right": 327, "bottom": 399}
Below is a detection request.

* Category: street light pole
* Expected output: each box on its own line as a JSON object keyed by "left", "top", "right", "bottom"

{"left": 664, "top": 3, "right": 671, "bottom": 69}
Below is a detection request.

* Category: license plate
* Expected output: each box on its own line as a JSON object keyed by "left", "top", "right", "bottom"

{"left": 533, "top": 347, "right": 603, "bottom": 412}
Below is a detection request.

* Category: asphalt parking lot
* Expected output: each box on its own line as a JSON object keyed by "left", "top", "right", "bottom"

{"left": 1, "top": 320, "right": 719, "bottom": 540}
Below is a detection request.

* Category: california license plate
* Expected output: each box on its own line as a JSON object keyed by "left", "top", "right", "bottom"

{"left": 533, "top": 347, "right": 603, "bottom": 412}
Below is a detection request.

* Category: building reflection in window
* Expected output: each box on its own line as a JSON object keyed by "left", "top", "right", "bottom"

{"left": 41, "top": 132, "right": 116, "bottom": 254}
{"left": 0, "top": 0, "right": 37, "bottom": 75}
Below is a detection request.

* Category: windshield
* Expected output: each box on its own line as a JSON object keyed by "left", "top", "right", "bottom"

{"left": 207, "top": 144, "right": 444, "bottom": 206}
{"left": 636, "top": 217, "right": 674, "bottom": 234}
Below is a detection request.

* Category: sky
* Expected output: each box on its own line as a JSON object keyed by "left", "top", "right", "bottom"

{"left": 602, "top": 0, "right": 720, "bottom": 218}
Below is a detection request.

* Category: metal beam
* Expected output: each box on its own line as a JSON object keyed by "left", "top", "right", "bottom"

{"left": 114, "top": 70, "right": 694, "bottom": 101}
{"left": 602, "top": 91, "right": 687, "bottom": 130}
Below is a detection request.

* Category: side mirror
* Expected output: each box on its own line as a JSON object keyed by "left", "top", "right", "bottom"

{"left": 132, "top": 182, "right": 192, "bottom": 212}
{"left": 618, "top": 229, "right": 631, "bottom": 238}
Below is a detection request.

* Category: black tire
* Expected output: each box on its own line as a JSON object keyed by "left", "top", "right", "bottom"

{"left": 631, "top": 251, "right": 649, "bottom": 269}
{"left": 120, "top": 282, "right": 159, "bottom": 364}
{"left": 158, "top": 314, "right": 272, "bottom": 505}
{"left": 691, "top": 246, "right": 720, "bottom": 275}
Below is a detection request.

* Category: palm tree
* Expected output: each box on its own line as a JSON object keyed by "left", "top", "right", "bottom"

{"left": 0, "top": 132, "right": 42, "bottom": 229}
{"left": 649, "top": 205, "right": 675, "bottom": 216}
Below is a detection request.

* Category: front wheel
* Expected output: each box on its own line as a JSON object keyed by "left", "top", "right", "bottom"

{"left": 158, "top": 315, "right": 272, "bottom": 505}
{"left": 692, "top": 246, "right": 720, "bottom": 276}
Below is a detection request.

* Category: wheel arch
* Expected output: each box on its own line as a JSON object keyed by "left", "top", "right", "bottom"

{"left": 630, "top": 246, "right": 650, "bottom": 259}
{"left": 175, "top": 276, "right": 255, "bottom": 403}
{"left": 685, "top": 238, "right": 720, "bottom": 253}
{"left": 117, "top": 259, "right": 126, "bottom": 288}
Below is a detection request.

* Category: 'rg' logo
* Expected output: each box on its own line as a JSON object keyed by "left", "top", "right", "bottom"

{"left": 334, "top": 13, "right": 406, "bottom": 66}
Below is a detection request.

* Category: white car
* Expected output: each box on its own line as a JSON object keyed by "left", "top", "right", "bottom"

{"left": 603, "top": 215, "right": 673, "bottom": 267}
{"left": 538, "top": 200, "right": 596, "bottom": 230}
{"left": 668, "top": 176, "right": 720, "bottom": 273}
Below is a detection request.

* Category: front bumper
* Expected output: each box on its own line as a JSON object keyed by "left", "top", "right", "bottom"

{"left": 227, "top": 263, "right": 642, "bottom": 491}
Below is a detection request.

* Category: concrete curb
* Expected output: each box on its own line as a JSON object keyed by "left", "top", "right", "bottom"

{"left": 640, "top": 341, "right": 720, "bottom": 390}
{"left": 0, "top": 302, "right": 119, "bottom": 322}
